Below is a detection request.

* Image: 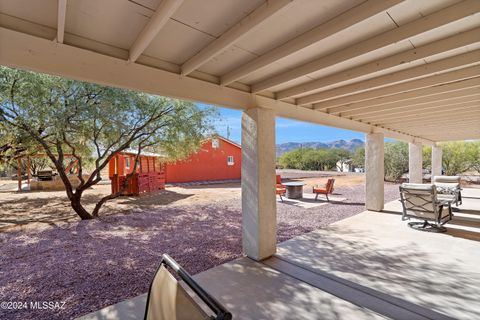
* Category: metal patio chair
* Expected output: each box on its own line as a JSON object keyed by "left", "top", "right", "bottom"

{"left": 144, "top": 254, "right": 232, "bottom": 320}
{"left": 433, "top": 175, "right": 462, "bottom": 206}
{"left": 399, "top": 183, "right": 453, "bottom": 233}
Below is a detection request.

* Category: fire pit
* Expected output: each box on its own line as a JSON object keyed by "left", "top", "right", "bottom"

{"left": 283, "top": 182, "right": 305, "bottom": 199}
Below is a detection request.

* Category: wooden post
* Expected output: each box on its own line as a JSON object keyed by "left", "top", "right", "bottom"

{"left": 27, "top": 156, "right": 31, "bottom": 188}
{"left": 17, "top": 158, "right": 22, "bottom": 192}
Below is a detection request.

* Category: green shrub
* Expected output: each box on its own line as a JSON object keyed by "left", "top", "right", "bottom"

{"left": 384, "top": 141, "right": 408, "bottom": 182}
{"left": 278, "top": 148, "right": 351, "bottom": 171}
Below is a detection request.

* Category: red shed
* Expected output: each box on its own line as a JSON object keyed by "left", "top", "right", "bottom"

{"left": 165, "top": 137, "right": 241, "bottom": 183}
{"left": 109, "top": 149, "right": 165, "bottom": 195}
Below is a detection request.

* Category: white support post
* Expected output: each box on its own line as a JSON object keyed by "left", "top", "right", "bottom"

{"left": 409, "top": 142, "right": 423, "bottom": 183}
{"left": 365, "top": 133, "right": 384, "bottom": 211}
{"left": 431, "top": 145, "right": 443, "bottom": 180}
{"left": 241, "top": 107, "right": 276, "bottom": 261}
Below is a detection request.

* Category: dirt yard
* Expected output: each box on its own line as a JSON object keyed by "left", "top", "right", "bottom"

{"left": 0, "top": 183, "right": 241, "bottom": 231}
{"left": 0, "top": 172, "right": 401, "bottom": 320}
{"left": 0, "top": 172, "right": 363, "bottom": 232}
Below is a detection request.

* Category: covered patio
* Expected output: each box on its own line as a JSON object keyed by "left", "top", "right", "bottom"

{"left": 80, "top": 188, "right": 480, "bottom": 319}
{"left": 1, "top": 0, "right": 479, "bottom": 318}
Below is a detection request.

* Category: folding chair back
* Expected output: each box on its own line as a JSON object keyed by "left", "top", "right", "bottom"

{"left": 145, "top": 265, "right": 208, "bottom": 320}
{"left": 145, "top": 254, "right": 231, "bottom": 320}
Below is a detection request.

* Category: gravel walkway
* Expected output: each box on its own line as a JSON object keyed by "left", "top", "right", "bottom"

{"left": 0, "top": 183, "right": 400, "bottom": 320}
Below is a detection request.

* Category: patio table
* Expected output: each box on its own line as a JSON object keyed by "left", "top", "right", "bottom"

{"left": 283, "top": 182, "right": 305, "bottom": 199}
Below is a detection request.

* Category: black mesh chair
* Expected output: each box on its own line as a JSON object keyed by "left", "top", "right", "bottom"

{"left": 144, "top": 254, "right": 232, "bottom": 320}
{"left": 399, "top": 183, "right": 453, "bottom": 232}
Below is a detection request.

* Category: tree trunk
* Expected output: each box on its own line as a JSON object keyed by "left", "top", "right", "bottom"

{"left": 70, "top": 193, "right": 93, "bottom": 220}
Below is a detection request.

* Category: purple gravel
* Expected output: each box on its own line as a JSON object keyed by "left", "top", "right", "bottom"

{"left": 0, "top": 183, "right": 399, "bottom": 320}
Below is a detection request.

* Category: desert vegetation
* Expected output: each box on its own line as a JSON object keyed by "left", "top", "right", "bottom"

{"left": 278, "top": 140, "right": 480, "bottom": 182}
{"left": 0, "top": 67, "right": 216, "bottom": 219}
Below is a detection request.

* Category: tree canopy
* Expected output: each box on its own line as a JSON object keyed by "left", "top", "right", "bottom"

{"left": 0, "top": 66, "right": 216, "bottom": 219}
{"left": 278, "top": 147, "right": 352, "bottom": 171}
{"left": 277, "top": 140, "right": 480, "bottom": 181}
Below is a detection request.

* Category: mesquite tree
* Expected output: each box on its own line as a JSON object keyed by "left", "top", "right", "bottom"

{"left": 0, "top": 67, "right": 215, "bottom": 219}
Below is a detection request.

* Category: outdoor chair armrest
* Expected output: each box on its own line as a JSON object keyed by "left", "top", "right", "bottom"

{"left": 436, "top": 200, "right": 450, "bottom": 207}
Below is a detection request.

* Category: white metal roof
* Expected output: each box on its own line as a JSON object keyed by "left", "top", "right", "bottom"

{"left": 0, "top": 0, "right": 479, "bottom": 143}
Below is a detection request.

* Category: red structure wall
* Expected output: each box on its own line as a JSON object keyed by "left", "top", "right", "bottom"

{"left": 165, "top": 137, "right": 241, "bottom": 183}
{"left": 108, "top": 152, "right": 165, "bottom": 195}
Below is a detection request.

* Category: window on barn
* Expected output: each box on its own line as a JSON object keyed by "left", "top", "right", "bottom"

{"left": 125, "top": 157, "right": 131, "bottom": 169}
{"left": 212, "top": 138, "right": 220, "bottom": 149}
{"left": 227, "top": 156, "right": 234, "bottom": 166}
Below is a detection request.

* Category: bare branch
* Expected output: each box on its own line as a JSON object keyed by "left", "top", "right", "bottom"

{"left": 62, "top": 132, "right": 85, "bottom": 186}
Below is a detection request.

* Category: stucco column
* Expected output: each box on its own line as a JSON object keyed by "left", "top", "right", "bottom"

{"left": 408, "top": 142, "right": 423, "bottom": 183}
{"left": 431, "top": 145, "right": 442, "bottom": 180}
{"left": 241, "top": 107, "right": 276, "bottom": 261}
{"left": 365, "top": 133, "right": 384, "bottom": 211}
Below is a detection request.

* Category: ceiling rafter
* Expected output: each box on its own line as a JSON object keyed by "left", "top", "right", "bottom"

{"left": 275, "top": 27, "right": 480, "bottom": 99}
{"left": 376, "top": 110, "right": 480, "bottom": 126}
{"left": 180, "top": 0, "right": 293, "bottom": 76}
{"left": 251, "top": 0, "right": 480, "bottom": 93}
{"left": 312, "top": 65, "right": 480, "bottom": 110}
{"left": 339, "top": 87, "right": 480, "bottom": 118}
{"left": 400, "top": 126, "right": 480, "bottom": 136}
{"left": 362, "top": 103, "right": 480, "bottom": 123}
{"left": 56, "top": 0, "right": 67, "bottom": 43}
{"left": 324, "top": 77, "right": 480, "bottom": 114}
{"left": 297, "top": 50, "right": 480, "bottom": 106}
{"left": 219, "top": 0, "right": 403, "bottom": 86}
{"left": 0, "top": 26, "right": 435, "bottom": 146}
{"left": 128, "top": 0, "right": 184, "bottom": 63}
{"left": 399, "top": 123, "right": 480, "bottom": 133}
{"left": 351, "top": 98, "right": 480, "bottom": 121}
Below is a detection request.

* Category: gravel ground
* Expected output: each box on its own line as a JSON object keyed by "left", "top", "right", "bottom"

{"left": 0, "top": 183, "right": 400, "bottom": 320}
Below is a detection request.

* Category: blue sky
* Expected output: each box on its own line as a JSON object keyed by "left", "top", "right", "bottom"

{"left": 202, "top": 104, "right": 365, "bottom": 144}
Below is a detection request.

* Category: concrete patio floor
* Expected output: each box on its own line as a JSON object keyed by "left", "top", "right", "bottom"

{"left": 79, "top": 188, "right": 480, "bottom": 320}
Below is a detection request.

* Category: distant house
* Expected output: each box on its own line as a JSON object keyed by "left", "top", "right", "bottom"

{"left": 336, "top": 159, "right": 355, "bottom": 173}
{"left": 165, "top": 136, "right": 241, "bottom": 183}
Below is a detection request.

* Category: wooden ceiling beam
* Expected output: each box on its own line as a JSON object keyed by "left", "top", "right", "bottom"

{"left": 128, "top": 0, "right": 184, "bottom": 63}
{"left": 0, "top": 26, "right": 436, "bottom": 145}
{"left": 353, "top": 98, "right": 480, "bottom": 121}
{"left": 324, "top": 77, "right": 480, "bottom": 114}
{"left": 276, "top": 27, "right": 480, "bottom": 99}
{"left": 376, "top": 110, "right": 480, "bottom": 126}
{"left": 297, "top": 50, "right": 480, "bottom": 105}
{"left": 361, "top": 103, "right": 479, "bottom": 123}
{"left": 180, "top": 0, "right": 292, "bottom": 76}
{"left": 219, "top": 0, "right": 403, "bottom": 86}
{"left": 339, "top": 87, "right": 480, "bottom": 117}
{"left": 251, "top": 0, "right": 480, "bottom": 93}
{"left": 312, "top": 65, "right": 480, "bottom": 110}
{"left": 390, "top": 125, "right": 480, "bottom": 137}
{"left": 56, "top": 0, "right": 67, "bottom": 43}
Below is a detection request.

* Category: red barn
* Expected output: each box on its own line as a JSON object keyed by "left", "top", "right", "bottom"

{"left": 165, "top": 137, "right": 241, "bottom": 183}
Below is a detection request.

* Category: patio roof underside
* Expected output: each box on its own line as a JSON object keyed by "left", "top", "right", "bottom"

{"left": 0, "top": 0, "right": 479, "bottom": 143}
